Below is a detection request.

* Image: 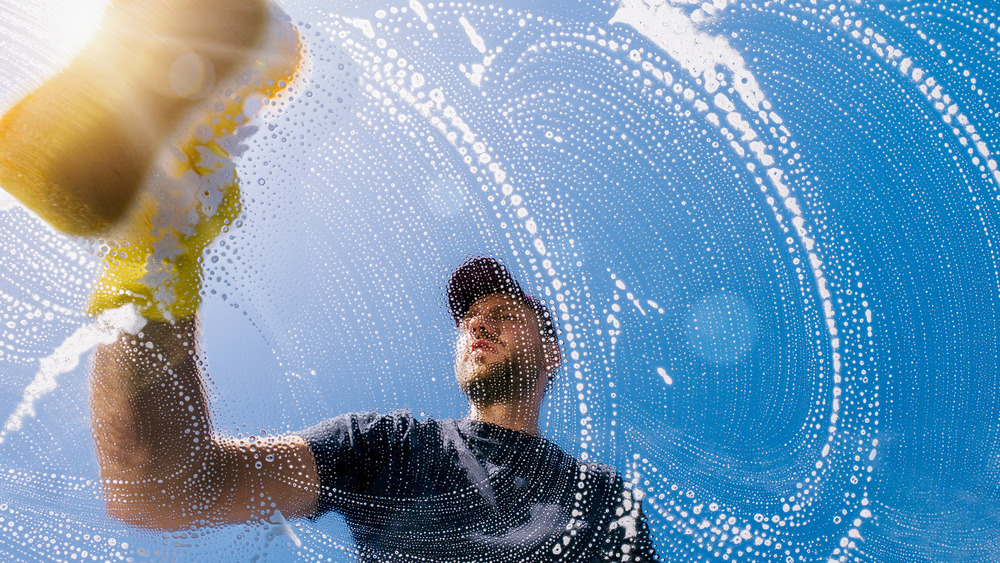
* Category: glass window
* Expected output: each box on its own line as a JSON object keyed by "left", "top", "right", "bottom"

{"left": 0, "top": 0, "right": 996, "bottom": 560}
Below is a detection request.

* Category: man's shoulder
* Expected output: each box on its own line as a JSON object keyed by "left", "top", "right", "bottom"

{"left": 296, "top": 409, "right": 417, "bottom": 443}
{"left": 579, "top": 459, "right": 619, "bottom": 478}
{"left": 575, "top": 459, "right": 628, "bottom": 495}
{"left": 328, "top": 408, "right": 416, "bottom": 424}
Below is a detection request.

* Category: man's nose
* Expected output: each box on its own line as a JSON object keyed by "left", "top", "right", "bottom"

{"left": 466, "top": 314, "right": 497, "bottom": 337}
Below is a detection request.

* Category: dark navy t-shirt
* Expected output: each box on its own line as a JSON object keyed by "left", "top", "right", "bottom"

{"left": 297, "top": 411, "right": 658, "bottom": 562}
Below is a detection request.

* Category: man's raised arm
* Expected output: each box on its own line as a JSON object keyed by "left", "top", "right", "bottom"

{"left": 0, "top": 0, "right": 317, "bottom": 530}
{"left": 90, "top": 318, "right": 319, "bottom": 530}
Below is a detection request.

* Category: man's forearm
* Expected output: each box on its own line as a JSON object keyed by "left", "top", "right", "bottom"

{"left": 89, "top": 318, "right": 225, "bottom": 528}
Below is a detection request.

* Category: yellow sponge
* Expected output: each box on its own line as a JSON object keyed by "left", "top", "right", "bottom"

{"left": 88, "top": 8, "right": 301, "bottom": 321}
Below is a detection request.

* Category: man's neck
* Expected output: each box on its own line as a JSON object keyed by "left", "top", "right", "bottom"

{"left": 468, "top": 401, "right": 541, "bottom": 436}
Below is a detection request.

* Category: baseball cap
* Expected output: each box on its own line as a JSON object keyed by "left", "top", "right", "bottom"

{"left": 447, "top": 257, "right": 558, "bottom": 342}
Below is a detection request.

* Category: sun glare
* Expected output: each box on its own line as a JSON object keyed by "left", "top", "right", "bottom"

{"left": 44, "top": 0, "right": 109, "bottom": 59}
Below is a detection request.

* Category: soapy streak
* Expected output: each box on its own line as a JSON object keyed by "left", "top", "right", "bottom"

{"left": 610, "top": 0, "right": 856, "bottom": 543}
{"left": 459, "top": 17, "right": 486, "bottom": 54}
{"left": 0, "top": 305, "right": 146, "bottom": 444}
{"left": 610, "top": 0, "right": 763, "bottom": 109}
{"left": 0, "top": 189, "right": 16, "bottom": 211}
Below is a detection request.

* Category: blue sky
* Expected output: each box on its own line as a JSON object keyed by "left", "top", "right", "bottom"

{"left": 2, "top": 0, "right": 1000, "bottom": 560}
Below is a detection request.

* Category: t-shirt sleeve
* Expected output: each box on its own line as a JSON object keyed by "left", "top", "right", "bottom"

{"left": 295, "top": 411, "right": 414, "bottom": 518}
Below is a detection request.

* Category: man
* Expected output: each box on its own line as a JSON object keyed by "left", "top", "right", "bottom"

{"left": 1, "top": 1, "right": 658, "bottom": 561}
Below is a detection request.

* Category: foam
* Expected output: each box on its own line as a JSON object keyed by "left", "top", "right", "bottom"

{"left": 0, "top": 305, "right": 146, "bottom": 444}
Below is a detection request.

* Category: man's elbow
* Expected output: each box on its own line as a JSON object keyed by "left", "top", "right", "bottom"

{"left": 102, "top": 497, "right": 180, "bottom": 531}
{"left": 98, "top": 441, "right": 236, "bottom": 530}
{"left": 101, "top": 483, "right": 223, "bottom": 532}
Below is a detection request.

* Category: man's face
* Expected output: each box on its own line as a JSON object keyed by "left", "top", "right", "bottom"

{"left": 454, "top": 293, "right": 549, "bottom": 406}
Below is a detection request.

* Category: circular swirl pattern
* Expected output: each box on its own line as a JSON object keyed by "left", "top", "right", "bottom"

{"left": 1, "top": 0, "right": 998, "bottom": 560}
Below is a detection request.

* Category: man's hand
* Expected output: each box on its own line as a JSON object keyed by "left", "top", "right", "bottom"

{"left": 0, "top": 0, "right": 298, "bottom": 235}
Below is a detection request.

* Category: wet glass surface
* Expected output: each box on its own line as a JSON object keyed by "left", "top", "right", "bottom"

{"left": 1, "top": 0, "right": 999, "bottom": 560}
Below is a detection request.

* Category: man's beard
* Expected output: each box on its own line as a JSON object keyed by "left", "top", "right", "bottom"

{"left": 459, "top": 357, "right": 537, "bottom": 408}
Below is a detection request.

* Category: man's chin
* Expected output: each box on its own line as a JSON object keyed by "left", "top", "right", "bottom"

{"left": 457, "top": 368, "right": 492, "bottom": 395}
{"left": 458, "top": 362, "right": 530, "bottom": 406}
{"left": 457, "top": 356, "right": 497, "bottom": 382}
